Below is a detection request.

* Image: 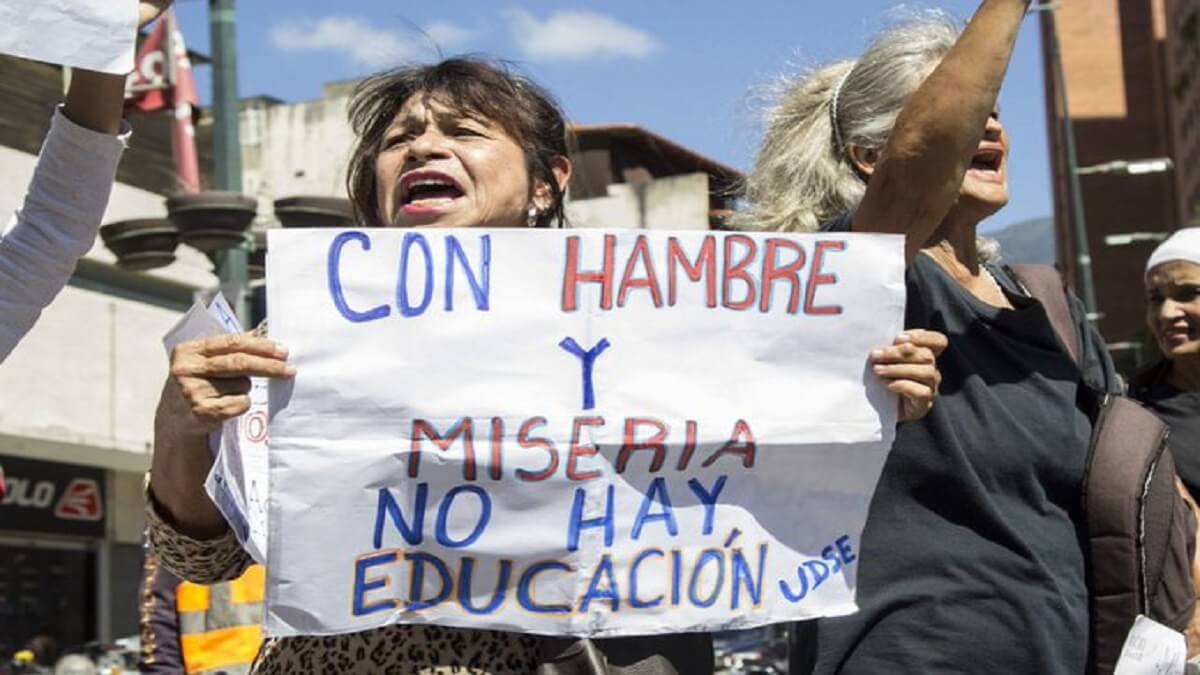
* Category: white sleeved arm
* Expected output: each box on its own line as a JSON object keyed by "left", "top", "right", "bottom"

{"left": 0, "top": 106, "right": 130, "bottom": 363}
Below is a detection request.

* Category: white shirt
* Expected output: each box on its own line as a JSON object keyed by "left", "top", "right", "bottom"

{"left": 0, "top": 107, "right": 129, "bottom": 363}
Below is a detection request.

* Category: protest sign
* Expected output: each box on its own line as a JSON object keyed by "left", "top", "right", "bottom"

{"left": 0, "top": 0, "right": 137, "bottom": 75}
{"left": 265, "top": 228, "right": 905, "bottom": 637}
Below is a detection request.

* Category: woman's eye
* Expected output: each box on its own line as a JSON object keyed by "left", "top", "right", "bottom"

{"left": 383, "top": 132, "right": 414, "bottom": 148}
{"left": 454, "top": 126, "right": 484, "bottom": 137}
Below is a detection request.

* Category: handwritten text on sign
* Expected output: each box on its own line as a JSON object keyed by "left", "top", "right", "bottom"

{"left": 265, "top": 229, "right": 905, "bottom": 637}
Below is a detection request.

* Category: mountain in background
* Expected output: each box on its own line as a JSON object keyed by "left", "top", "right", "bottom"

{"left": 987, "top": 216, "right": 1056, "bottom": 265}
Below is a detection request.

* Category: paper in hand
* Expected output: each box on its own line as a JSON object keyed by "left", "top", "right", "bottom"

{"left": 161, "top": 295, "right": 270, "bottom": 564}
{"left": 1114, "top": 615, "right": 1187, "bottom": 675}
{"left": 0, "top": 0, "right": 138, "bottom": 75}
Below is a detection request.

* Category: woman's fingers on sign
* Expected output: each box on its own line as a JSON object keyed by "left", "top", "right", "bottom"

{"left": 164, "top": 332, "right": 294, "bottom": 435}
{"left": 899, "top": 329, "right": 949, "bottom": 357}
{"left": 890, "top": 378, "right": 937, "bottom": 422}
{"left": 870, "top": 330, "right": 948, "bottom": 365}
{"left": 869, "top": 330, "right": 947, "bottom": 423}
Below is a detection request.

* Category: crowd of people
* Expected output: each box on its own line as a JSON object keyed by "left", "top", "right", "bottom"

{"left": 2, "top": 0, "right": 1199, "bottom": 673}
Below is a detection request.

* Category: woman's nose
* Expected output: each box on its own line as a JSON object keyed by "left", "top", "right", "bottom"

{"left": 1159, "top": 298, "right": 1186, "bottom": 322}
{"left": 983, "top": 115, "right": 1003, "bottom": 141}
{"left": 408, "top": 128, "right": 449, "bottom": 161}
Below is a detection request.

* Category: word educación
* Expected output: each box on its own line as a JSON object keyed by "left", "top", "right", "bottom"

{"left": 319, "top": 231, "right": 859, "bottom": 621}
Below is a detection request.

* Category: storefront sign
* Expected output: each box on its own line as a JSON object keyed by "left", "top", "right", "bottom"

{"left": 0, "top": 455, "right": 106, "bottom": 537}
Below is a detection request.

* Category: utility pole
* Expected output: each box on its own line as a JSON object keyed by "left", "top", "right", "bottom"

{"left": 209, "top": 0, "right": 250, "bottom": 323}
{"left": 1032, "top": 3, "right": 1100, "bottom": 321}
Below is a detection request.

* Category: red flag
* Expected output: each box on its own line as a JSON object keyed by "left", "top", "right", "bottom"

{"left": 125, "top": 14, "right": 199, "bottom": 113}
{"left": 125, "top": 11, "right": 201, "bottom": 192}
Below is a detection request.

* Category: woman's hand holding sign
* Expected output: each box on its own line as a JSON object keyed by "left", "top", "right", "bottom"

{"left": 870, "top": 329, "right": 947, "bottom": 423}
{"left": 164, "top": 334, "right": 294, "bottom": 434}
{"left": 150, "top": 334, "right": 294, "bottom": 538}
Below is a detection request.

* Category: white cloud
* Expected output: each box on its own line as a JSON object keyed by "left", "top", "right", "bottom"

{"left": 423, "top": 21, "right": 475, "bottom": 49}
{"left": 269, "top": 16, "right": 476, "bottom": 68}
{"left": 505, "top": 9, "right": 660, "bottom": 61}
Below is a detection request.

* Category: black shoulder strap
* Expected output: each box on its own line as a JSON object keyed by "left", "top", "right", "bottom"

{"left": 1008, "top": 264, "right": 1082, "bottom": 367}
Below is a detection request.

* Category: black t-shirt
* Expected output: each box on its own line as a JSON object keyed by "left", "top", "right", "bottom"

{"left": 1133, "top": 372, "right": 1200, "bottom": 497}
{"left": 794, "top": 216, "right": 1119, "bottom": 674}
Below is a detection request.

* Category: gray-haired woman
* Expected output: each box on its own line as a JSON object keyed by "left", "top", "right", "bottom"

{"left": 742, "top": 2, "right": 1121, "bottom": 673}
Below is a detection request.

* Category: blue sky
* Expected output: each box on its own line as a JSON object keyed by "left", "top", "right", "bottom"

{"left": 171, "top": 0, "right": 1051, "bottom": 232}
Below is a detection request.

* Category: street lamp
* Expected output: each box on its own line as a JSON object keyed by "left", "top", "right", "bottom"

{"left": 1077, "top": 157, "right": 1175, "bottom": 177}
{"left": 1104, "top": 232, "right": 1170, "bottom": 247}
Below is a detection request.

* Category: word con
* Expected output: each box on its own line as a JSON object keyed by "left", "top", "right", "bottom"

{"left": 327, "top": 231, "right": 490, "bottom": 323}
{"left": 561, "top": 234, "right": 847, "bottom": 315}
{"left": 351, "top": 538, "right": 770, "bottom": 618}
{"left": 403, "top": 416, "right": 758, "bottom": 481}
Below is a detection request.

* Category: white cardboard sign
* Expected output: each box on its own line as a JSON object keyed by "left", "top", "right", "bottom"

{"left": 0, "top": 0, "right": 137, "bottom": 75}
{"left": 264, "top": 228, "right": 905, "bottom": 637}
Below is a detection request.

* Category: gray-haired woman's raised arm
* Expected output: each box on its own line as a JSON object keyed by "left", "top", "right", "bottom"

{"left": 850, "top": 0, "right": 1029, "bottom": 264}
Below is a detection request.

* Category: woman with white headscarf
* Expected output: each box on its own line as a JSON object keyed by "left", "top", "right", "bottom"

{"left": 1132, "top": 228, "right": 1200, "bottom": 497}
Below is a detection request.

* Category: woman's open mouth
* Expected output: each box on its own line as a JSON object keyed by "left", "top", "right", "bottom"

{"left": 967, "top": 148, "right": 1004, "bottom": 183}
{"left": 399, "top": 171, "right": 465, "bottom": 214}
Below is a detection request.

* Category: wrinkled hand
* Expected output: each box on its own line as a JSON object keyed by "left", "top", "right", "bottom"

{"left": 139, "top": 0, "right": 173, "bottom": 29}
{"left": 160, "top": 333, "right": 294, "bottom": 438}
{"left": 870, "top": 329, "right": 948, "bottom": 423}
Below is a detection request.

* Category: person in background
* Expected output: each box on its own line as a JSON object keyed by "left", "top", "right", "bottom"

{"left": 1132, "top": 228, "right": 1200, "bottom": 496}
{"left": 138, "top": 550, "right": 265, "bottom": 675}
{"left": 740, "top": 1, "right": 1131, "bottom": 672}
{"left": 137, "top": 551, "right": 183, "bottom": 674}
{"left": 0, "top": 0, "right": 171, "bottom": 364}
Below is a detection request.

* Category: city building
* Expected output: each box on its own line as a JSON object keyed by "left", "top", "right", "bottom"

{"left": 239, "top": 80, "right": 742, "bottom": 231}
{"left": 1165, "top": 0, "right": 1200, "bottom": 226}
{"left": 1041, "top": 0, "right": 1199, "bottom": 367}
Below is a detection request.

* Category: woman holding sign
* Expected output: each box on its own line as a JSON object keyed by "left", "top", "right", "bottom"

{"left": 741, "top": 1, "right": 1145, "bottom": 673}
{"left": 145, "top": 59, "right": 945, "bottom": 673}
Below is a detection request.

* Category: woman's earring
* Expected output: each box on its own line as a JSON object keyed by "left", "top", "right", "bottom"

{"left": 527, "top": 206, "right": 539, "bottom": 228}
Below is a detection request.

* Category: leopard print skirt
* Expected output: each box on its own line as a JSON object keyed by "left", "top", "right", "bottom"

{"left": 145, "top": 483, "right": 539, "bottom": 674}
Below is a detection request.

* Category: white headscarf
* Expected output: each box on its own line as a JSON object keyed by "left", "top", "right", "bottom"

{"left": 1146, "top": 228, "right": 1200, "bottom": 279}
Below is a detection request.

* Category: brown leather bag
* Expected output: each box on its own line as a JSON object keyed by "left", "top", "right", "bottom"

{"left": 1011, "top": 264, "right": 1197, "bottom": 675}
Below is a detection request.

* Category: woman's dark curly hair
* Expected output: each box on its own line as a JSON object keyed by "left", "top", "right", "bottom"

{"left": 346, "top": 57, "right": 572, "bottom": 228}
